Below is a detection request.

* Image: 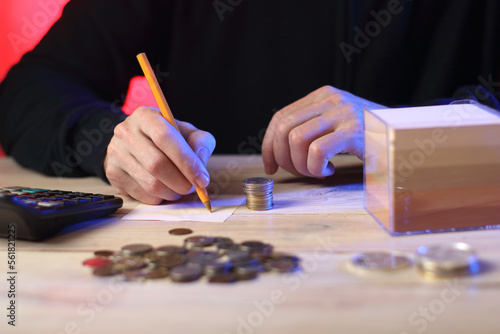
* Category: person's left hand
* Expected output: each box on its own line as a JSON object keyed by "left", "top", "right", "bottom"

{"left": 262, "top": 85, "right": 386, "bottom": 178}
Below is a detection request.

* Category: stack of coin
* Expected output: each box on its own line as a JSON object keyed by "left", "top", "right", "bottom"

{"left": 415, "top": 242, "right": 480, "bottom": 277}
{"left": 83, "top": 236, "right": 300, "bottom": 284}
{"left": 243, "top": 177, "right": 274, "bottom": 211}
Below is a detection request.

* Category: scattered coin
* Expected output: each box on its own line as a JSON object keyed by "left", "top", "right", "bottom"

{"left": 93, "top": 264, "right": 122, "bottom": 277}
{"left": 94, "top": 250, "right": 115, "bottom": 257}
{"left": 142, "top": 267, "right": 169, "bottom": 279}
{"left": 121, "top": 243, "right": 153, "bottom": 257}
{"left": 208, "top": 273, "right": 238, "bottom": 284}
{"left": 170, "top": 266, "right": 203, "bottom": 283}
{"left": 415, "top": 242, "right": 479, "bottom": 277}
{"left": 184, "top": 236, "right": 215, "bottom": 249}
{"left": 155, "top": 245, "right": 187, "bottom": 256}
{"left": 169, "top": 228, "right": 193, "bottom": 236}
{"left": 243, "top": 177, "right": 274, "bottom": 211}
{"left": 350, "top": 251, "right": 411, "bottom": 272}
{"left": 85, "top": 236, "right": 301, "bottom": 284}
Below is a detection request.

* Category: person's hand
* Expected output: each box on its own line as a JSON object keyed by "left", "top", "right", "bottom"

{"left": 262, "top": 85, "right": 386, "bottom": 178}
{"left": 104, "top": 106, "right": 216, "bottom": 204}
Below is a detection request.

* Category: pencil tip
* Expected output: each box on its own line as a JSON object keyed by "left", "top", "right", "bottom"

{"left": 204, "top": 201, "right": 212, "bottom": 213}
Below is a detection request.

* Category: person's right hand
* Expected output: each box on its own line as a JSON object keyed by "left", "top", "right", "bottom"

{"left": 104, "top": 106, "right": 216, "bottom": 204}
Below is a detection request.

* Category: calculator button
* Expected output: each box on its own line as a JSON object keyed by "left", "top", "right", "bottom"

{"left": 22, "top": 188, "right": 50, "bottom": 194}
{"left": 76, "top": 197, "right": 90, "bottom": 204}
{"left": 90, "top": 196, "right": 103, "bottom": 202}
{"left": 37, "top": 202, "right": 63, "bottom": 208}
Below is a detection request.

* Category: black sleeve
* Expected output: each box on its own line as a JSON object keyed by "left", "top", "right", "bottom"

{"left": 0, "top": 0, "right": 172, "bottom": 181}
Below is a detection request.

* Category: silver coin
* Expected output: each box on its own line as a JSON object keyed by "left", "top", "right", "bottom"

{"left": 184, "top": 236, "right": 215, "bottom": 249}
{"left": 170, "top": 265, "right": 203, "bottom": 283}
{"left": 350, "top": 252, "right": 411, "bottom": 271}
{"left": 121, "top": 243, "right": 153, "bottom": 257}
{"left": 243, "top": 178, "right": 274, "bottom": 211}
{"left": 154, "top": 245, "right": 187, "bottom": 256}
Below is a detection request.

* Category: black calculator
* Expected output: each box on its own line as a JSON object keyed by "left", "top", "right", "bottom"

{"left": 0, "top": 186, "right": 123, "bottom": 241}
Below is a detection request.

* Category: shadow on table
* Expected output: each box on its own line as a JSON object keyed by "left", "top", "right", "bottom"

{"left": 279, "top": 164, "right": 364, "bottom": 188}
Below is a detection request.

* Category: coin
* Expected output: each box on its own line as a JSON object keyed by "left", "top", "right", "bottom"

{"left": 204, "top": 261, "right": 233, "bottom": 277}
{"left": 267, "top": 258, "right": 301, "bottom": 273}
{"left": 170, "top": 266, "right": 203, "bottom": 283}
{"left": 155, "top": 245, "right": 187, "bottom": 256}
{"left": 151, "top": 253, "right": 186, "bottom": 269}
{"left": 94, "top": 250, "right": 115, "bottom": 258}
{"left": 235, "top": 263, "right": 262, "bottom": 280}
{"left": 121, "top": 243, "right": 153, "bottom": 257}
{"left": 114, "top": 256, "right": 148, "bottom": 271}
{"left": 85, "top": 235, "right": 301, "bottom": 284}
{"left": 350, "top": 251, "right": 411, "bottom": 271}
{"left": 415, "top": 243, "right": 479, "bottom": 277}
{"left": 212, "top": 237, "right": 234, "bottom": 247}
{"left": 241, "top": 240, "right": 273, "bottom": 257}
{"left": 243, "top": 177, "right": 274, "bottom": 211}
{"left": 169, "top": 228, "right": 193, "bottom": 236}
{"left": 142, "top": 267, "right": 169, "bottom": 279}
{"left": 93, "top": 264, "right": 122, "bottom": 277}
{"left": 184, "top": 236, "right": 215, "bottom": 249}
{"left": 208, "top": 273, "right": 238, "bottom": 283}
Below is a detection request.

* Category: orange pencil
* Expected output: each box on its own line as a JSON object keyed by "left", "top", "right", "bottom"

{"left": 136, "top": 52, "right": 212, "bottom": 212}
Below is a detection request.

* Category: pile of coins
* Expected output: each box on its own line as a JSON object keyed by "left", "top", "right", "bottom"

{"left": 83, "top": 236, "right": 300, "bottom": 283}
{"left": 349, "top": 242, "right": 480, "bottom": 278}
{"left": 243, "top": 177, "right": 274, "bottom": 211}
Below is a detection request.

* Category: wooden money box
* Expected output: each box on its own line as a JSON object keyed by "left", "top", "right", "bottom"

{"left": 364, "top": 103, "right": 500, "bottom": 235}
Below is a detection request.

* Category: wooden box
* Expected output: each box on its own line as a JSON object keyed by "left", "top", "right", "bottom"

{"left": 364, "top": 103, "right": 500, "bottom": 235}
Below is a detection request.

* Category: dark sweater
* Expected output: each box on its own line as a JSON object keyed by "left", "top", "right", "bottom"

{"left": 0, "top": 0, "right": 499, "bottom": 181}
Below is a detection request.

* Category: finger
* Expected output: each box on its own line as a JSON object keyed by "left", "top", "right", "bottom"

{"left": 115, "top": 113, "right": 194, "bottom": 195}
{"left": 144, "top": 116, "right": 211, "bottom": 190}
{"left": 289, "top": 113, "right": 341, "bottom": 177}
{"left": 262, "top": 86, "right": 343, "bottom": 175}
{"left": 112, "top": 170, "right": 179, "bottom": 205}
{"left": 306, "top": 129, "right": 355, "bottom": 177}
{"left": 177, "top": 120, "right": 216, "bottom": 166}
{"left": 106, "top": 133, "right": 185, "bottom": 201}
{"left": 272, "top": 100, "right": 337, "bottom": 176}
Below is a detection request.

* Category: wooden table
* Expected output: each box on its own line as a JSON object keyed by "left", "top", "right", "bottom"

{"left": 1, "top": 155, "right": 499, "bottom": 334}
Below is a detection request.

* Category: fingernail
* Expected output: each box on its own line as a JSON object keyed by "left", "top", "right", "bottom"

{"left": 195, "top": 171, "right": 210, "bottom": 188}
{"left": 197, "top": 147, "right": 210, "bottom": 166}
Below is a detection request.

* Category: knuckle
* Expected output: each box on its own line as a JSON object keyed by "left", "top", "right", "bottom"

{"left": 309, "top": 141, "right": 327, "bottom": 160}
{"left": 143, "top": 153, "right": 165, "bottom": 176}
{"left": 113, "top": 122, "right": 129, "bottom": 138}
{"left": 275, "top": 119, "right": 291, "bottom": 138}
{"left": 288, "top": 128, "right": 304, "bottom": 148}
{"left": 142, "top": 177, "right": 165, "bottom": 196}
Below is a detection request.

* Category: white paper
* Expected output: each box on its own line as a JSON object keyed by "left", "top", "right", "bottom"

{"left": 121, "top": 194, "right": 245, "bottom": 223}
